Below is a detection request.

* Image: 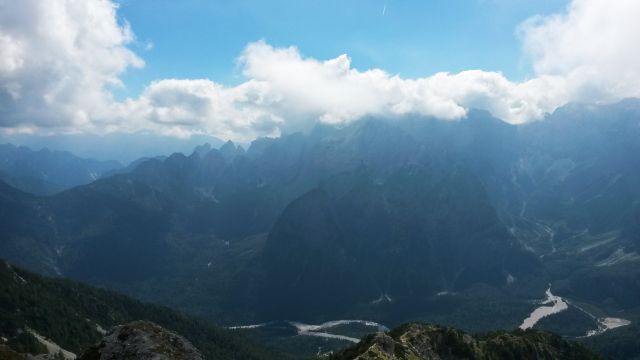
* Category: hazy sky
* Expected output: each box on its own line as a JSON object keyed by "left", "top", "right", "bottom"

{"left": 1, "top": 0, "right": 639, "bottom": 141}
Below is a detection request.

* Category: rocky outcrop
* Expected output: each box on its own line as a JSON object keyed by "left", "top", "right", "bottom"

{"left": 0, "top": 344, "right": 25, "bottom": 360}
{"left": 78, "top": 321, "right": 203, "bottom": 360}
{"left": 331, "top": 323, "right": 601, "bottom": 360}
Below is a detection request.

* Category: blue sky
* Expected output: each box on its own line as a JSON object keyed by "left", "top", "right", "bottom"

{"left": 115, "top": 0, "right": 568, "bottom": 98}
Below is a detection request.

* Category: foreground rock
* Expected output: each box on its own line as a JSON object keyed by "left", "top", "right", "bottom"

{"left": 330, "top": 323, "right": 600, "bottom": 360}
{"left": 78, "top": 321, "right": 203, "bottom": 360}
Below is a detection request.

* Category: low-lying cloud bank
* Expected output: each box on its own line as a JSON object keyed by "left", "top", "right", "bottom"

{"left": 1, "top": 0, "right": 639, "bottom": 141}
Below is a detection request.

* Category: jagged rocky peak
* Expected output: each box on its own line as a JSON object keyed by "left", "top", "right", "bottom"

{"left": 192, "top": 143, "right": 212, "bottom": 157}
{"left": 218, "top": 140, "right": 245, "bottom": 160}
{"left": 193, "top": 141, "right": 246, "bottom": 160}
{"left": 78, "top": 321, "right": 203, "bottom": 360}
{"left": 219, "top": 140, "right": 236, "bottom": 154}
{"left": 331, "top": 323, "right": 600, "bottom": 360}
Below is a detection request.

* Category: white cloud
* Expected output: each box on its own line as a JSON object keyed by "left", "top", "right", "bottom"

{"left": 110, "top": 78, "right": 286, "bottom": 141}
{"left": 0, "top": 0, "right": 142, "bottom": 130}
{"left": 0, "top": 34, "right": 24, "bottom": 73}
{"left": 1, "top": 0, "right": 639, "bottom": 140}
{"left": 519, "top": 0, "right": 640, "bottom": 102}
{"left": 120, "top": 42, "right": 566, "bottom": 141}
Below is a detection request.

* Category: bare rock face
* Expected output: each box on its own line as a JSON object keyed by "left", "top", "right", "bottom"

{"left": 78, "top": 321, "right": 203, "bottom": 360}
{"left": 332, "top": 323, "right": 601, "bottom": 360}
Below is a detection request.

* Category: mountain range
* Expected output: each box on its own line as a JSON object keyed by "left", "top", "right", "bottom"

{"left": 0, "top": 144, "right": 122, "bottom": 195}
{"left": 1, "top": 99, "right": 639, "bottom": 357}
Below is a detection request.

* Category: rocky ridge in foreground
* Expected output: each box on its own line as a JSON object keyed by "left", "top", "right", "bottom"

{"left": 79, "top": 321, "right": 203, "bottom": 360}
{"left": 330, "top": 323, "right": 600, "bottom": 360}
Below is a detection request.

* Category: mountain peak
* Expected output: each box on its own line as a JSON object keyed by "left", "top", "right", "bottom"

{"left": 79, "top": 321, "right": 203, "bottom": 360}
{"left": 192, "top": 143, "right": 212, "bottom": 157}
{"left": 219, "top": 140, "right": 244, "bottom": 160}
{"left": 220, "top": 140, "right": 235, "bottom": 149}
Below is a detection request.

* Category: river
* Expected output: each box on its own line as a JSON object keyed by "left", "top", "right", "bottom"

{"left": 229, "top": 319, "right": 388, "bottom": 343}
{"left": 520, "top": 287, "right": 568, "bottom": 330}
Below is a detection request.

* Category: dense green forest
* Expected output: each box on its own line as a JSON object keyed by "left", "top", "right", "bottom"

{"left": 0, "top": 259, "right": 280, "bottom": 359}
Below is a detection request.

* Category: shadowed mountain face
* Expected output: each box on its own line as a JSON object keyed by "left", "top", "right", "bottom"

{"left": 0, "top": 100, "right": 639, "bottom": 337}
{"left": 0, "top": 114, "right": 544, "bottom": 325}
{"left": 262, "top": 166, "right": 538, "bottom": 320}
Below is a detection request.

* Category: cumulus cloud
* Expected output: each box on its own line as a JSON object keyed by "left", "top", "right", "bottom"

{"left": 119, "top": 78, "right": 285, "bottom": 140}
{"left": 121, "top": 42, "right": 566, "bottom": 141}
{"left": 519, "top": 0, "right": 640, "bottom": 102}
{"left": 1, "top": 0, "right": 639, "bottom": 140}
{"left": 0, "top": 0, "right": 142, "bottom": 131}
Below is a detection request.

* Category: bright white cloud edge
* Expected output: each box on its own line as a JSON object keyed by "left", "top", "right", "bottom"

{"left": 1, "top": 0, "right": 639, "bottom": 142}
